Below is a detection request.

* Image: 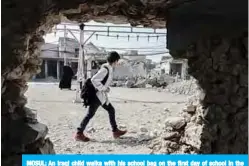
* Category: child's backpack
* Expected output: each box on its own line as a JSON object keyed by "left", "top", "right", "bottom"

{"left": 80, "top": 66, "right": 109, "bottom": 107}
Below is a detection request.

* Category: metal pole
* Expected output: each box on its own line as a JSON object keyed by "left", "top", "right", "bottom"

{"left": 79, "top": 23, "right": 85, "bottom": 89}
{"left": 79, "top": 23, "right": 87, "bottom": 85}
{"left": 63, "top": 25, "right": 67, "bottom": 65}
{"left": 73, "top": 23, "right": 85, "bottom": 103}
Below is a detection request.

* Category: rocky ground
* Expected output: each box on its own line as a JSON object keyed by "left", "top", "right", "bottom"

{"left": 25, "top": 81, "right": 188, "bottom": 154}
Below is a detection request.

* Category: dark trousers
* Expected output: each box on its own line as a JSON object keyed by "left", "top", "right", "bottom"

{"left": 77, "top": 97, "right": 118, "bottom": 133}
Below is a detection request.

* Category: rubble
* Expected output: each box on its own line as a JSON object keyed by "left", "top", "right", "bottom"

{"left": 165, "top": 117, "right": 186, "bottom": 130}
{"left": 165, "top": 79, "right": 200, "bottom": 95}
{"left": 162, "top": 131, "right": 180, "bottom": 140}
{"left": 183, "top": 105, "right": 196, "bottom": 114}
{"left": 125, "top": 80, "right": 135, "bottom": 88}
{"left": 111, "top": 74, "right": 177, "bottom": 89}
{"left": 149, "top": 90, "right": 204, "bottom": 154}
{"left": 132, "top": 79, "right": 147, "bottom": 88}
{"left": 147, "top": 74, "right": 174, "bottom": 88}
{"left": 110, "top": 81, "right": 124, "bottom": 87}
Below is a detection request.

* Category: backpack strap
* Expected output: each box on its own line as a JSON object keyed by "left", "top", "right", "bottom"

{"left": 101, "top": 66, "right": 109, "bottom": 85}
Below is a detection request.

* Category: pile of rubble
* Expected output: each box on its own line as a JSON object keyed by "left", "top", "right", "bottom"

{"left": 111, "top": 74, "right": 176, "bottom": 89}
{"left": 164, "top": 79, "right": 200, "bottom": 95}
{"left": 110, "top": 80, "right": 125, "bottom": 87}
{"left": 149, "top": 90, "right": 205, "bottom": 154}
{"left": 111, "top": 78, "right": 148, "bottom": 88}
{"left": 147, "top": 74, "right": 175, "bottom": 88}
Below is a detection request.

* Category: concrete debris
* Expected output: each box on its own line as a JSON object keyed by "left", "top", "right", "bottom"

{"left": 147, "top": 74, "right": 173, "bottom": 88}
{"left": 132, "top": 79, "right": 147, "bottom": 88}
{"left": 162, "top": 131, "right": 180, "bottom": 140}
{"left": 111, "top": 74, "right": 177, "bottom": 89}
{"left": 125, "top": 80, "right": 135, "bottom": 88}
{"left": 138, "top": 133, "right": 154, "bottom": 142}
{"left": 183, "top": 105, "right": 196, "bottom": 114}
{"left": 149, "top": 130, "right": 158, "bottom": 138}
{"left": 110, "top": 81, "right": 124, "bottom": 87}
{"left": 180, "top": 112, "right": 191, "bottom": 123}
{"left": 150, "top": 90, "right": 205, "bottom": 154}
{"left": 165, "top": 79, "right": 199, "bottom": 95}
{"left": 165, "top": 117, "right": 186, "bottom": 130}
{"left": 181, "top": 123, "right": 202, "bottom": 149}
{"left": 145, "top": 84, "right": 153, "bottom": 88}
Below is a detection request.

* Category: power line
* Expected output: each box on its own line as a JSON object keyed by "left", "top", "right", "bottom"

{"left": 41, "top": 46, "right": 168, "bottom": 53}
{"left": 99, "top": 47, "right": 167, "bottom": 50}
{"left": 40, "top": 49, "right": 169, "bottom": 56}
{"left": 67, "top": 31, "right": 166, "bottom": 38}
{"left": 43, "top": 42, "right": 167, "bottom": 50}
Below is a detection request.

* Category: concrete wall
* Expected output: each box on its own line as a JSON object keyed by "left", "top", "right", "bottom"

{"left": 159, "top": 58, "right": 188, "bottom": 79}
{"left": 160, "top": 61, "right": 171, "bottom": 74}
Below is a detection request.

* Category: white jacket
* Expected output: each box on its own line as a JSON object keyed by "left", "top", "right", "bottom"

{"left": 91, "top": 63, "right": 113, "bottom": 105}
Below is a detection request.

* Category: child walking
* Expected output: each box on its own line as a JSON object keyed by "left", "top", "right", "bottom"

{"left": 75, "top": 51, "right": 127, "bottom": 142}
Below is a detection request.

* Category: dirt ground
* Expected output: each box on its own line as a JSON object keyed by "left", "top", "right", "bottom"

{"left": 25, "top": 82, "right": 188, "bottom": 154}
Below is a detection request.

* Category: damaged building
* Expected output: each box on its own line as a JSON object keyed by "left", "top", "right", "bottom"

{"left": 37, "top": 39, "right": 152, "bottom": 81}
{"left": 35, "top": 38, "right": 107, "bottom": 80}
{"left": 113, "top": 50, "right": 150, "bottom": 80}
{"left": 160, "top": 56, "right": 189, "bottom": 79}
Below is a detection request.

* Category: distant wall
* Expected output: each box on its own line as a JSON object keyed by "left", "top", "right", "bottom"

{"left": 113, "top": 62, "right": 147, "bottom": 80}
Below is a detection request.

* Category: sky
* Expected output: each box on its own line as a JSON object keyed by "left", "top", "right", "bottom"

{"left": 43, "top": 20, "right": 170, "bottom": 62}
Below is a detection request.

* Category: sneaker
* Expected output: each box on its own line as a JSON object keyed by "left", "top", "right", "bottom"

{"left": 75, "top": 133, "right": 90, "bottom": 142}
{"left": 113, "top": 129, "right": 127, "bottom": 139}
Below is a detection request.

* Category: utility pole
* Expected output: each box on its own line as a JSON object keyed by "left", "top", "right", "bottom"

{"left": 73, "top": 24, "right": 98, "bottom": 103}
{"left": 74, "top": 23, "right": 85, "bottom": 103}
{"left": 63, "top": 25, "right": 67, "bottom": 65}
{"left": 79, "top": 23, "right": 85, "bottom": 89}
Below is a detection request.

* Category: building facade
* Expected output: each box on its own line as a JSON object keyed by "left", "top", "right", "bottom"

{"left": 36, "top": 37, "right": 153, "bottom": 81}
{"left": 159, "top": 56, "right": 189, "bottom": 79}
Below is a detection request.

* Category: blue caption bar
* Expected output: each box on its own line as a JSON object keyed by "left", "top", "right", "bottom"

{"left": 22, "top": 155, "right": 248, "bottom": 166}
